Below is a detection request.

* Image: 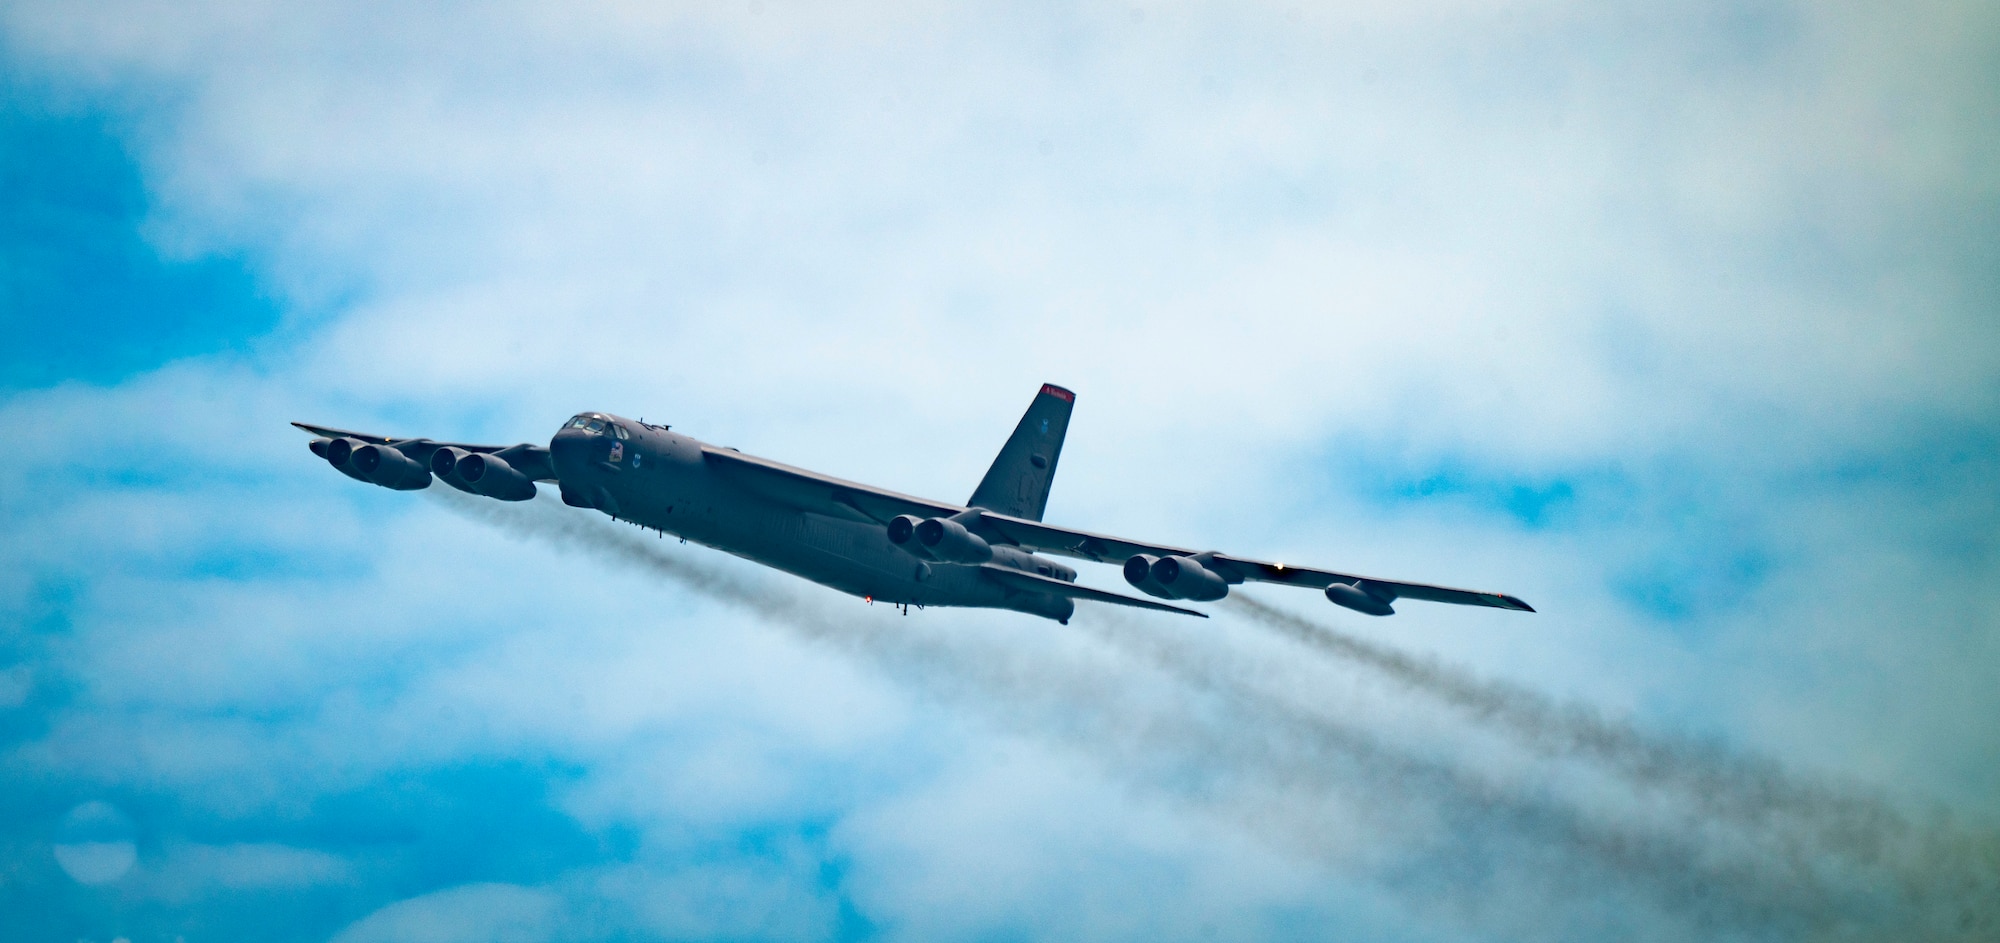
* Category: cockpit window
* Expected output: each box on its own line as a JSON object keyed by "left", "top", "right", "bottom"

{"left": 585, "top": 419, "right": 606, "bottom": 433}
{"left": 613, "top": 425, "right": 629, "bottom": 440}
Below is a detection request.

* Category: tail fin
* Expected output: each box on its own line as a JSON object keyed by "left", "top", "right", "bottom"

{"left": 967, "top": 383, "right": 1075, "bottom": 521}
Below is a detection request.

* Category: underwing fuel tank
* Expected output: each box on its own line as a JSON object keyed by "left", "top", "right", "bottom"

{"left": 1326, "top": 581, "right": 1396, "bottom": 616}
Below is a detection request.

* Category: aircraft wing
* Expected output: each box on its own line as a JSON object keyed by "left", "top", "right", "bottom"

{"left": 701, "top": 446, "right": 963, "bottom": 525}
{"left": 974, "top": 511, "right": 1196, "bottom": 562}
{"left": 978, "top": 564, "right": 1208, "bottom": 618}
{"left": 291, "top": 422, "right": 558, "bottom": 481}
{"left": 1196, "top": 554, "right": 1533, "bottom": 611}
{"left": 974, "top": 510, "right": 1534, "bottom": 613}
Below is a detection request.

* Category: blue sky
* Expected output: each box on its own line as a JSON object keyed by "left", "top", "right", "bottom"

{"left": 0, "top": 88, "right": 276, "bottom": 388}
{"left": 2, "top": 2, "right": 1996, "bottom": 941}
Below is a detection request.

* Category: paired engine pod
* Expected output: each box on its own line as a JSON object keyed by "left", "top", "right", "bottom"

{"left": 1151, "top": 555, "right": 1230, "bottom": 602}
{"left": 1123, "top": 554, "right": 1177, "bottom": 599}
{"left": 315, "top": 437, "right": 371, "bottom": 483}
{"left": 324, "top": 436, "right": 356, "bottom": 466}
{"left": 320, "top": 436, "right": 394, "bottom": 485}
{"left": 350, "top": 443, "right": 433, "bottom": 490}
{"left": 430, "top": 447, "right": 481, "bottom": 494}
{"left": 1326, "top": 581, "right": 1396, "bottom": 616}
{"left": 456, "top": 451, "right": 538, "bottom": 501}
{"left": 887, "top": 514, "right": 922, "bottom": 547}
{"left": 914, "top": 517, "right": 993, "bottom": 565}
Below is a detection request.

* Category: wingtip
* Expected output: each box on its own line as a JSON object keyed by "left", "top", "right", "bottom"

{"left": 1507, "top": 596, "right": 1536, "bottom": 613}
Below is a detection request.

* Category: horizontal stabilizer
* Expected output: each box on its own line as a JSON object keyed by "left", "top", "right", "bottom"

{"left": 979, "top": 564, "right": 1207, "bottom": 618}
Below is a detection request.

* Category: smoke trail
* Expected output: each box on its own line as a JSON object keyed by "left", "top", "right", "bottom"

{"left": 1227, "top": 595, "right": 1895, "bottom": 838}
{"left": 429, "top": 490, "right": 1995, "bottom": 940}
{"left": 1064, "top": 610, "right": 1898, "bottom": 941}
{"left": 427, "top": 488, "right": 1180, "bottom": 745}
{"left": 1226, "top": 594, "right": 2000, "bottom": 938}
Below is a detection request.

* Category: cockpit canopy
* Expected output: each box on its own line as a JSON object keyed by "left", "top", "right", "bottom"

{"left": 564, "top": 413, "right": 629, "bottom": 439}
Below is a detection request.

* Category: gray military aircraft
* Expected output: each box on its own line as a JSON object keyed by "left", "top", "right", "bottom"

{"left": 297, "top": 383, "right": 1533, "bottom": 624}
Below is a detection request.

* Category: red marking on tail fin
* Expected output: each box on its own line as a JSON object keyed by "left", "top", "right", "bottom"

{"left": 1039, "top": 384, "right": 1075, "bottom": 402}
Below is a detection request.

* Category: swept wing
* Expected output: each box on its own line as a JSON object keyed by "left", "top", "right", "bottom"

{"left": 702, "top": 446, "right": 962, "bottom": 524}
{"left": 698, "top": 446, "right": 1533, "bottom": 614}
{"left": 977, "top": 511, "right": 1532, "bottom": 612}
{"left": 291, "top": 422, "right": 558, "bottom": 481}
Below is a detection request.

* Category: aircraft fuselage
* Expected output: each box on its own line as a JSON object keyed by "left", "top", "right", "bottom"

{"left": 301, "top": 384, "right": 1534, "bottom": 622}
{"left": 547, "top": 414, "right": 1080, "bottom": 621}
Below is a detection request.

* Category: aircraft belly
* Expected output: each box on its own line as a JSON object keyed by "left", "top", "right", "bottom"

{"left": 596, "top": 452, "right": 1018, "bottom": 609}
{"left": 752, "top": 512, "right": 1001, "bottom": 606}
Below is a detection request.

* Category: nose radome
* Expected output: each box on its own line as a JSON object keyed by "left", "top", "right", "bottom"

{"left": 548, "top": 428, "right": 593, "bottom": 471}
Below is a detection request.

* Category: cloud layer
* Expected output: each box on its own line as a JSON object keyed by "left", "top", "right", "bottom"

{"left": 1, "top": 1, "right": 1995, "bottom": 940}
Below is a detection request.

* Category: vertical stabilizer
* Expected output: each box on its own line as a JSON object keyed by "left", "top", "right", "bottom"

{"left": 967, "top": 384, "right": 1074, "bottom": 521}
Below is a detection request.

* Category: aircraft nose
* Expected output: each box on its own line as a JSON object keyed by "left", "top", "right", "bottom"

{"left": 549, "top": 428, "right": 595, "bottom": 472}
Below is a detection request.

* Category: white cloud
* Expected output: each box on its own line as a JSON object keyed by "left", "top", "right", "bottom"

{"left": 330, "top": 882, "right": 558, "bottom": 943}
{"left": 2, "top": 1, "right": 1996, "bottom": 940}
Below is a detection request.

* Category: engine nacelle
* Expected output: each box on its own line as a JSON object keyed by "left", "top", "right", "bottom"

{"left": 320, "top": 437, "right": 374, "bottom": 483}
{"left": 915, "top": 517, "right": 993, "bottom": 565}
{"left": 456, "top": 451, "right": 538, "bottom": 501}
{"left": 350, "top": 443, "right": 432, "bottom": 490}
{"left": 886, "top": 514, "right": 930, "bottom": 557}
{"left": 429, "top": 447, "right": 481, "bottom": 494}
{"left": 1123, "top": 554, "right": 1177, "bottom": 599}
{"left": 1151, "top": 555, "right": 1230, "bottom": 602}
{"left": 1326, "top": 581, "right": 1396, "bottom": 616}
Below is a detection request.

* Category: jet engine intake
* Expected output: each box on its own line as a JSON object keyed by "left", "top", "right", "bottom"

{"left": 456, "top": 451, "right": 538, "bottom": 501}
{"left": 887, "top": 514, "right": 923, "bottom": 548}
{"left": 914, "top": 517, "right": 993, "bottom": 565}
{"left": 1326, "top": 581, "right": 1396, "bottom": 616}
{"left": 1123, "top": 554, "right": 1177, "bottom": 599}
{"left": 1150, "top": 555, "right": 1230, "bottom": 602}
{"left": 314, "top": 437, "right": 372, "bottom": 483}
{"left": 429, "top": 447, "right": 481, "bottom": 494}
{"left": 349, "top": 442, "right": 432, "bottom": 490}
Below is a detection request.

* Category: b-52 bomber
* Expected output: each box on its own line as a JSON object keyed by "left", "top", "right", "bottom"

{"left": 297, "top": 384, "right": 1534, "bottom": 624}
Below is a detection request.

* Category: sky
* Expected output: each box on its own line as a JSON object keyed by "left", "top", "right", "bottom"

{"left": 1, "top": 1, "right": 1996, "bottom": 940}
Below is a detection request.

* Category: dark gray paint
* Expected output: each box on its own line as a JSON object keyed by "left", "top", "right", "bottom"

{"left": 297, "top": 384, "right": 1534, "bottom": 623}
